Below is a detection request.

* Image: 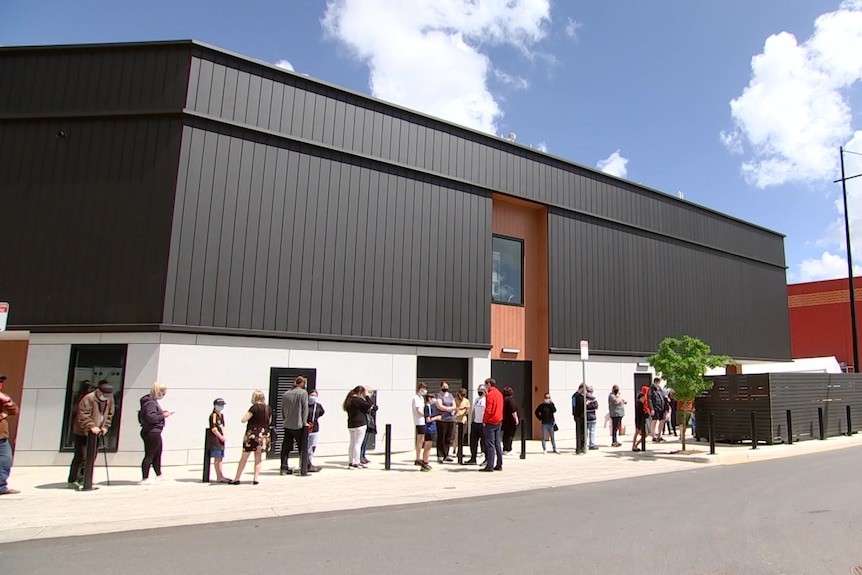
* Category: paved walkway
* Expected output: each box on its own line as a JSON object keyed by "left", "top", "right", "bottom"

{"left": 2, "top": 433, "right": 860, "bottom": 544}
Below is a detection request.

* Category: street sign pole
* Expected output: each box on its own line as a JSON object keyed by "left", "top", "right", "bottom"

{"left": 580, "top": 340, "right": 588, "bottom": 453}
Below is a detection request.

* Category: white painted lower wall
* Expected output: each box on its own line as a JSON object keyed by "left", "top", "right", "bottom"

{"left": 13, "top": 333, "right": 492, "bottom": 467}
{"left": 548, "top": 354, "right": 656, "bottom": 445}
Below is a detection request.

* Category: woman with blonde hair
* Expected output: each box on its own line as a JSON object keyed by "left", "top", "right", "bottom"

{"left": 230, "top": 390, "right": 271, "bottom": 485}
{"left": 139, "top": 381, "right": 172, "bottom": 484}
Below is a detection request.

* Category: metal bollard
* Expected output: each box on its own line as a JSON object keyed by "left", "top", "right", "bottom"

{"left": 708, "top": 412, "right": 716, "bottom": 455}
{"left": 786, "top": 409, "right": 793, "bottom": 445}
{"left": 847, "top": 405, "right": 853, "bottom": 436}
{"left": 750, "top": 411, "right": 757, "bottom": 450}
{"left": 384, "top": 424, "right": 392, "bottom": 471}
{"left": 299, "top": 427, "right": 309, "bottom": 477}
{"left": 202, "top": 428, "right": 212, "bottom": 483}
{"left": 457, "top": 422, "right": 465, "bottom": 465}
{"left": 519, "top": 420, "right": 526, "bottom": 460}
{"left": 81, "top": 432, "right": 98, "bottom": 491}
{"left": 641, "top": 417, "right": 647, "bottom": 452}
{"left": 818, "top": 407, "right": 825, "bottom": 440}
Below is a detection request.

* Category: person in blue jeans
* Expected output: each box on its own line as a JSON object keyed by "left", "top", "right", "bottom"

{"left": 534, "top": 393, "right": 559, "bottom": 454}
{"left": 586, "top": 385, "right": 599, "bottom": 450}
{"left": 0, "top": 376, "right": 21, "bottom": 495}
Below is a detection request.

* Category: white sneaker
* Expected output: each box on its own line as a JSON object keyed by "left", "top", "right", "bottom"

{"left": 542, "top": 449, "right": 547, "bottom": 454}
{"left": 139, "top": 477, "right": 157, "bottom": 485}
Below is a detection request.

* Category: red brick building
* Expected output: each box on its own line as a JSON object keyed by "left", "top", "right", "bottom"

{"left": 788, "top": 277, "right": 862, "bottom": 371}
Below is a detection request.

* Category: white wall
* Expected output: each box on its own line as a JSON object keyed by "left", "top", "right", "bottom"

{"left": 549, "top": 354, "right": 654, "bottom": 443}
{"left": 15, "top": 333, "right": 490, "bottom": 466}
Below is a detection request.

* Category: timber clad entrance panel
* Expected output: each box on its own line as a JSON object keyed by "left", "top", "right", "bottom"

{"left": 0, "top": 333, "right": 29, "bottom": 447}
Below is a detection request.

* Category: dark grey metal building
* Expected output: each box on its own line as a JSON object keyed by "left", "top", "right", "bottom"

{"left": 0, "top": 39, "right": 790, "bottom": 360}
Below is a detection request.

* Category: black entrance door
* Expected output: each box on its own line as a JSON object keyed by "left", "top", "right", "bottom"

{"left": 490, "top": 360, "right": 533, "bottom": 440}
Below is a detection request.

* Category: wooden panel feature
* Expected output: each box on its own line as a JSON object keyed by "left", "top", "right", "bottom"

{"left": 0, "top": 331, "right": 30, "bottom": 447}
{"left": 491, "top": 194, "right": 549, "bottom": 437}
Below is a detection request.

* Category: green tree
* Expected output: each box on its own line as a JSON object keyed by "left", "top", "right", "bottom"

{"left": 646, "top": 335, "right": 733, "bottom": 451}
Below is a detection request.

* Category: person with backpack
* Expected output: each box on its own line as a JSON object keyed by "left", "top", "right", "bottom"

{"left": 648, "top": 378, "right": 666, "bottom": 442}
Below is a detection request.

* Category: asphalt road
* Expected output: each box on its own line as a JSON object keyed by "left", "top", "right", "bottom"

{"left": 2, "top": 448, "right": 861, "bottom": 575}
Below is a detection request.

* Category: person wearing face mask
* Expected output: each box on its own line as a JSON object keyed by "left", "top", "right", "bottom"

{"left": 139, "top": 381, "right": 172, "bottom": 485}
{"left": 413, "top": 383, "right": 429, "bottom": 466}
{"left": 534, "top": 393, "right": 559, "bottom": 454}
{"left": 67, "top": 380, "right": 115, "bottom": 489}
{"left": 306, "top": 390, "right": 324, "bottom": 473}
{"left": 466, "top": 384, "right": 486, "bottom": 465}
{"left": 435, "top": 382, "right": 456, "bottom": 463}
{"left": 207, "top": 398, "right": 229, "bottom": 482}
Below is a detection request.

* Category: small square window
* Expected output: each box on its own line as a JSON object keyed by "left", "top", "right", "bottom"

{"left": 492, "top": 235, "right": 524, "bottom": 305}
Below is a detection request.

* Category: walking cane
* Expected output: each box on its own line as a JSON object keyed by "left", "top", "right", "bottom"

{"left": 100, "top": 434, "right": 111, "bottom": 486}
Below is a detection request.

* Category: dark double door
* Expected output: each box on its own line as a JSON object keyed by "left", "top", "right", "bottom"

{"left": 490, "top": 360, "right": 533, "bottom": 440}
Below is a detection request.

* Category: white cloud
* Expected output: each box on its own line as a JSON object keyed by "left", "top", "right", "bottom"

{"left": 321, "top": 0, "right": 551, "bottom": 133}
{"left": 723, "top": 0, "right": 862, "bottom": 188}
{"left": 493, "top": 68, "right": 529, "bottom": 90}
{"left": 794, "top": 131, "right": 862, "bottom": 281}
{"left": 597, "top": 150, "right": 629, "bottom": 178}
{"left": 564, "top": 17, "right": 582, "bottom": 40}
{"left": 536, "top": 141, "right": 548, "bottom": 153}
{"left": 274, "top": 59, "right": 295, "bottom": 71}
{"left": 795, "top": 251, "right": 862, "bottom": 282}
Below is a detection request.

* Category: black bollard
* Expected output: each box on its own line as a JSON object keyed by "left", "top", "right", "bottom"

{"left": 202, "top": 428, "right": 212, "bottom": 483}
{"left": 81, "top": 432, "right": 98, "bottom": 491}
{"left": 708, "top": 412, "right": 716, "bottom": 455}
{"left": 299, "top": 426, "right": 309, "bottom": 477}
{"left": 818, "top": 407, "right": 825, "bottom": 440}
{"left": 457, "top": 422, "right": 464, "bottom": 464}
{"left": 520, "top": 420, "right": 526, "bottom": 460}
{"left": 786, "top": 410, "right": 793, "bottom": 445}
{"left": 641, "top": 416, "right": 647, "bottom": 452}
{"left": 750, "top": 411, "right": 757, "bottom": 450}
{"left": 847, "top": 405, "right": 853, "bottom": 436}
{"left": 384, "top": 423, "right": 392, "bottom": 471}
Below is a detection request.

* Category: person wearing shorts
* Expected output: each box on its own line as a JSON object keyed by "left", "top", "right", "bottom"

{"left": 420, "top": 392, "right": 441, "bottom": 472}
{"left": 413, "top": 383, "right": 428, "bottom": 466}
{"left": 207, "top": 398, "right": 228, "bottom": 482}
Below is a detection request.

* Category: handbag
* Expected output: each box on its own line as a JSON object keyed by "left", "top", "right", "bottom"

{"left": 553, "top": 423, "right": 559, "bottom": 432}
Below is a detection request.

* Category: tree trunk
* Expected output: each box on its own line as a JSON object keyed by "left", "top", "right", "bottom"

{"left": 679, "top": 406, "right": 688, "bottom": 451}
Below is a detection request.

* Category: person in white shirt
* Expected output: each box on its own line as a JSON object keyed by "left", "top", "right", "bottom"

{"left": 466, "top": 384, "right": 487, "bottom": 465}
{"left": 413, "top": 382, "right": 429, "bottom": 467}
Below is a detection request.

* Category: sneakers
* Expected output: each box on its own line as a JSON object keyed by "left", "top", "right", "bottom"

{"left": 589, "top": 446, "right": 599, "bottom": 450}
{"left": 414, "top": 459, "right": 424, "bottom": 467}
{"left": 443, "top": 456, "right": 454, "bottom": 463}
{"left": 308, "top": 465, "right": 322, "bottom": 473}
{"left": 139, "top": 477, "right": 158, "bottom": 485}
{"left": 479, "top": 467, "right": 494, "bottom": 472}
{"left": 420, "top": 464, "right": 433, "bottom": 472}
{"left": 280, "top": 468, "right": 294, "bottom": 476}
{"left": 360, "top": 457, "right": 370, "bottom": 465}
{"left": 542, "top": 449, "right": 547, "bottom": 454}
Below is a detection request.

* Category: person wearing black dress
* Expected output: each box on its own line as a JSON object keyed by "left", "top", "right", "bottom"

{"left": 501, "top": 386, "right": 520, "bottom": 454}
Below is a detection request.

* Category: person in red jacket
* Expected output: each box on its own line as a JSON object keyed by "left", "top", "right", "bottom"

{"left": 480, "top": 378, "right": 504, "bottom": 472}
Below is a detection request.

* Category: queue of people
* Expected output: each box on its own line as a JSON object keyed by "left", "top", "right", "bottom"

{"left": 35, "top": 375, "right": 687, "bottom": 493}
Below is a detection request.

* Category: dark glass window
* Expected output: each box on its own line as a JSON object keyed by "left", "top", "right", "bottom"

{"left": 492, "top": 235, "right": 524, "bottom": 305}
{"left": 60, "top": 345, "right": 127, "bottom": 452}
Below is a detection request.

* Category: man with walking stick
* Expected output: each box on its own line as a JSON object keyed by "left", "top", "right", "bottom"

{"left": 67, "top": 381, "right": 115, "bottom": 489}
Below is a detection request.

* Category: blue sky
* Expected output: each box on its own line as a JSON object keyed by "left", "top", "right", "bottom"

{"left": 3, "top": 0, "right": 862, "bottom": 283}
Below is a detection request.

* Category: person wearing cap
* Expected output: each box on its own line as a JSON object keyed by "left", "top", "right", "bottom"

{"left": 0, "top": 375, "right": 21, "bottom": 495}
{"left": 68, "top": 380, "right": 115, "bottom": 488}
{"left": 207, "top": 398, "right": 228, "bottom": 482}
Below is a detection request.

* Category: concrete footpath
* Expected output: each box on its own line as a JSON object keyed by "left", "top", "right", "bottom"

{"left": 2, "top": 433, "right": 861, "bottom": 544}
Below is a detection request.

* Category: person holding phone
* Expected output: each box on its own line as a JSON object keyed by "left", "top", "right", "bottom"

{"left": 608, "top": 385, "right": 626, "bottom": 447}
{"left": 139, "top": 381, "right": 172, "bottom": 485}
